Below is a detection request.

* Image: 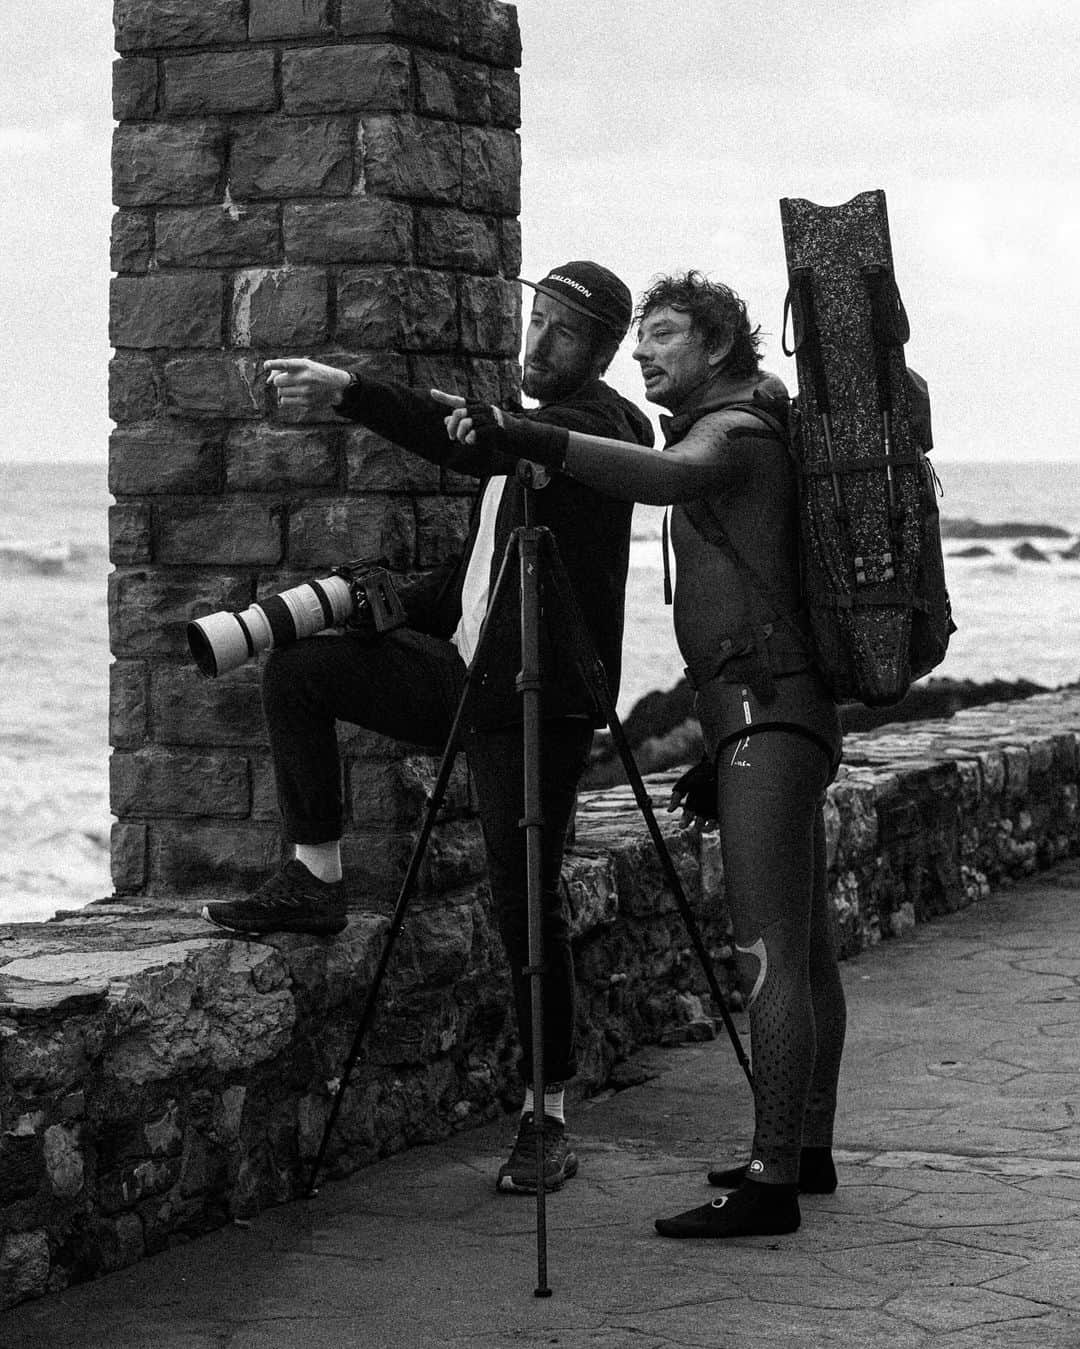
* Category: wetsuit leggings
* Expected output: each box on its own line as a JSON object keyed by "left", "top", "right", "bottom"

{"left": 714, "top": 728, "right": 847, "bottom": 1186}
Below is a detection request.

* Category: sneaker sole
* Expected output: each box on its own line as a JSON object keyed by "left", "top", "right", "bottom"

{"left": 496, "top": 1152, "right": 579, "bottom": 1194}
{"left": 201, "top": 905, "right": 347, "bottom": 937}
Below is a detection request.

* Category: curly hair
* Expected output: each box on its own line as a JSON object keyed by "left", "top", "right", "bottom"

{"left": 634, "top": 270, "right": 763, "bottom": 378}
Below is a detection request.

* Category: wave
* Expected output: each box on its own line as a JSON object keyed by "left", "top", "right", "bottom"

{"left": 632, "top": 509, "right": 1080, "bottom": 547}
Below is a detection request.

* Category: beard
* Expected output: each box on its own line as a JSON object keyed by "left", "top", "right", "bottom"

{"left": 521, "top": 363, "right": 557, "bottom": 401}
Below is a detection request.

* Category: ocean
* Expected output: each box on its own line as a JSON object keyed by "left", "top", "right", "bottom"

{"left": 3, "top": 458, "right": 1080, "bottom": 923}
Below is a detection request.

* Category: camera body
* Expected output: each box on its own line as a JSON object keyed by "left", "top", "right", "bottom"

{"left": 187, "top": 559, "right": 406, "bottom": 678}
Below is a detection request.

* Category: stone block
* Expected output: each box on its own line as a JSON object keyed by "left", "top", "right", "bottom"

{"left": 146, "top": 821, "right": 284, "bottom": 892}
{"left": 231, "top": 267, "right": 329, "bottom": 347}
{"left": 417, "top": 820, "right": 488, "bottom": 893}
{"left": 365, "top": 987, "right": 463, "bottom": 1065}
{"left": 339, "top": 827, "right": 414, "bottom": 900}
{"left": 336, "top": 267, "right": 457, "bottom": 350}
{"left": 111, "top": 209, "right": 152, "bottom": 272}
{"left": 1052, "top": 732, "right": 1079, "bottom": 776}
{"left": 156, "top": 499, "right": 283, "bottom": 566}
{"left": 415, "top": 496, "right": 471, "bottom": 567}
{"left": 360, "top": 114, "right": 461, "bottom": 204}
{"left": 829, "top": 779, "right": 879, "bottom": 864}
{"left": 113, "top": 122, "right": 226, "bottom": 207}
{"left": 110, "top": 274, "right": 223, "bottom": 349}
{"left": 112, "top": 57, "right": 157, "bottom": 120}
{"left": 109, "top": 502, "right": 152, "bottom": 565}
{"left": 0, "top": 1228, "right": 50, "bottom": 1310}
{"left": 248, "top": 0, "right": 334, "bottom": 39}
{"left": 1027, "top": 736, "right": 1054, "bottom": 777}
{"left": 345, "top": 753, "right": 470, "bottom": 829}
{"left": 0, "top": 1134, "right": 44, "bottom": 1206}
{"left": 415, "top": 53, "right": 491, "bottom": 123}
{"left": 343, "top": 425, "right": 441, "bottom": 492}
{"left": 110, "top": 660, "right": 148, "bottom": 749}
{"left": 1003, "top": 746, "right": 1030, "bottom": 799}
{"left": 151, "top": 665, "right": 265, "bottom": 747}
{"left": 465, "top": 355, "right": 520, "bottom": 405}
{"left": 417, "top": 208, "right": 500, "bottom": 273}
{"left": 977, "top": 747, "right": 1006, "bottom": 797}
{"left": 955, "top": 756, "right": 982, "bottom": 812}
{"left": 110, "top": 820, "right": 148, "bottom": 892}
{"left": 250, "top": 753, "right": 280, "bottom": 821}
{"left": 398, "top": 903, "right": 475, "bottom": 986}
{"left": 109, "top": 568, "right": 251, "bottom": 658}
{"left": 339, "top": 0, "right": 458, "bottom": 49}
{"left": 163, "top": 50, "right": 276, "bottom": 115}
{"left": 499, "top": 216, "right": 521, "bottom": 276}
{"left": 229, "top": 116, "right": 354, "bottom": 199}
{"left": 225, "top": 423, "right": 338, "bottom": 492}
{"left": 111, "top": 748, "right": 251, "bottom": 818}
{"left": 282, "top": 43, "right": 411, "bottom": 114}
{"left": 407, "top": 352, "right": 468, "bottom": 399}
{"left": 458, "top": 0, "right": 521, "bottom": 67}
{"left": 284, "top": 197, "right": 412, "bottom": 264}
{"left": 460, "top": 126, "right": 520, "bottom": 213}
{"left": 114, "top": 0, "right": 248, "bottom": 50}
{"left": 109, "top": 352, "right": 160, "bottom": 424}
{"left": 459, "top": 274, "right": 518, "bottom": 354}
{"left": 43, "top": 1125, "right": 85, "bottom": 1200}
{"left": 286, "top": 495, "right": 415, "bottom": 570}
{"left": 490, "top": 68, "right": 520, "bottom": 128}
{"left": 109, "top": 422, "right": 223, "bottom": 495}
{"left": 163, "top": 354, "right": 263, "bottom": 418}
{"left": 156, "top": 203, "right": 281, "bottom": 268}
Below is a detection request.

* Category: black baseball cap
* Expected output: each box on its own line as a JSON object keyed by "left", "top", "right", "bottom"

{"left": 520, "top": 261, "right": 633, "bottom": 340}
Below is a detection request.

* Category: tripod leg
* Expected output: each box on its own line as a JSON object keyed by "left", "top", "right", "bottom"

{"left": 516, "top": 525, "right": 552, "bottom": 1297}
{"left": 538, "top": 531, "right": 754, "bottom": 1091}
{"left": 306, "top": 536, "right": 525, "bottom": 1197}
{"left": 305, "top": 715, "right": 463, "bottom": 1196}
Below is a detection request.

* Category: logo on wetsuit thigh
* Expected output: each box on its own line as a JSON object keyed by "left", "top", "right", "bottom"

{"left": 730, "top": 736, "right": 752, "bottom": 768}
{"left": 749, "top": 1159, "right": 765, "bottom": 1177}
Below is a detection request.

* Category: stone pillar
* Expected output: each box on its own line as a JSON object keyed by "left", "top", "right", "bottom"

{"left": 108, "top": 0, "right": 522, "bottom": 901}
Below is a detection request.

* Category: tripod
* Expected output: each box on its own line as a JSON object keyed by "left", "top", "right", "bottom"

{"left": 305, "top": 484, "right": 753, "bottom": 1296}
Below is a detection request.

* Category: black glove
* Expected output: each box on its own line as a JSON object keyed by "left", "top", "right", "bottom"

{"left": 669, "top": 757, "right": 718, "bottom": 823}
{"left": 462, "top": 403, "right": 570, "bottom": 470}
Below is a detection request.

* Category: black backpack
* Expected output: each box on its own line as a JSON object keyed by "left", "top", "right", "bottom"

{"left": 777, "top": 189, "right": 955, "bottom": 705}
{"left": 677, "top": 190, "right": 954, "bottom": 707}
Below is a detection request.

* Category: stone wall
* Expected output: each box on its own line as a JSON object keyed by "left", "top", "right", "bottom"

{"left": 108, "top": 0, "right": 521, "bottom": 901}
{"left": 3, "top": 691, "right": 1080, "bottom": 1308}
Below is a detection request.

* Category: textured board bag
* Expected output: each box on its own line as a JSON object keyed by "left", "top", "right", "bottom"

{"left": 779, "top": 189, "right": 954, "bottom": 706}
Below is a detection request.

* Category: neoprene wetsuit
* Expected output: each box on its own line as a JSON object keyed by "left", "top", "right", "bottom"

{"left": 484, "top": 367, "right": 847, "bottom": 1187}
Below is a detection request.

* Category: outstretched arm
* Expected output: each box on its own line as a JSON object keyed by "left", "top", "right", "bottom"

{"left": 445, "top": 404, "right": 752, "bottom": 505}
{"left": 263, "top": 358, "right": 501, "bottom": 474}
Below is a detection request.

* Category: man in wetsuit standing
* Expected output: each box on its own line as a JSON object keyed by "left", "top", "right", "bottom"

{"left": 202, "top": 262, "right": 654, "bottom": 1196}
{"left": 445, "top": 271, "right": 846, "bottom": 1238}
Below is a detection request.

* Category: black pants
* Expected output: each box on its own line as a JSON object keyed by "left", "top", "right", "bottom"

{"left": 260, "top": 627, "right": 592, "bottom": 1084}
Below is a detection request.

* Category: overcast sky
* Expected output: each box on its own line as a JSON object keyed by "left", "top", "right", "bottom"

{"left": 1, "top": 1, "right": 1076, "bottom": 463}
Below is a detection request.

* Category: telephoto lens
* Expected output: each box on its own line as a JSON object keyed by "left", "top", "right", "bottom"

{"left": 187, "top": 574, "right": 355, "bottom": 678}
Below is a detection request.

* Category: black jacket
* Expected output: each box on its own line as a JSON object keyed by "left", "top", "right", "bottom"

{"left": 336, "top": 376, "right": 654, "bottom": 728}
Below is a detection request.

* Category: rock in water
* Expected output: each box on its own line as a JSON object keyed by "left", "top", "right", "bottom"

{"left": 1012, "top": 541, "right": 1050, "bottom": 562}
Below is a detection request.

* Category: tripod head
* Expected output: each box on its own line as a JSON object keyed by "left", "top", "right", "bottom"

{"left": 516, "top": 459, "right": 552, "bottom": 491}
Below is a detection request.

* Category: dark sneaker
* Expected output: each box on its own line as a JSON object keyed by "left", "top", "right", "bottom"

{"left": 496, "top": 1112, "right": 578, "bottom": 1194}
{"left": 202, "top": 860, "right": 347, "bottom": 937}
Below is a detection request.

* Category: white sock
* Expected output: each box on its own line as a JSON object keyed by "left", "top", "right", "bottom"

{"left": 522, "top": 1086, "right": 566, "bottom": 1125}
{"left": 294, "top": 842, "right": 342, "bottom": 884}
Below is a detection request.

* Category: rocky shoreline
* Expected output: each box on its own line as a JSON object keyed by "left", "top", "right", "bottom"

{"left": 940, "top": 517, "right": 1080, "bottom": 562}
{"left": 586, "top": 674, "right": 1063, "bottom": 789}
